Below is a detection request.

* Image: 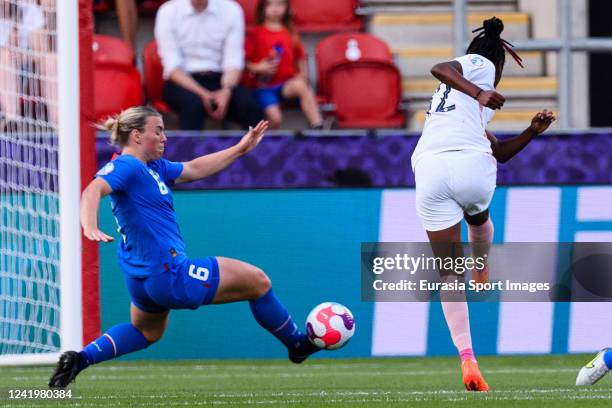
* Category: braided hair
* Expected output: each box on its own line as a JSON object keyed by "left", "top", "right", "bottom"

{"left": 467, "top": 17, "right": 523, "bottom": 70}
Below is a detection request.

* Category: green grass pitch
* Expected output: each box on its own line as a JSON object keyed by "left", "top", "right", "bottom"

{"left": 2, "top": 355, "right": 611, "bottom": 407}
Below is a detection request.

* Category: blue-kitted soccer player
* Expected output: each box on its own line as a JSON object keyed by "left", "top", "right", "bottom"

{"left": 576, "top": 348, "right": 612, "bottom": 386}
{"left": 49, "top": 106, "right": 320, "bottom": 388}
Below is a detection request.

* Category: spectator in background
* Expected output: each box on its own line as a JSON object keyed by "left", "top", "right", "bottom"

{"left": 245, "top": 0, "right": 322, "bottom": 129}
{"left": 31, "top": 0, "right": 58, "bottom": 126}
{"left": 155, "top": 0, "right": 262, "bottom": 130}
{"left": 114, "top": 0, "right": 169, "bottom": 53}
{"left": 115, "top": 0, "right": 138, "bottom": 53}
{"left": 0, "top": 0, "right": 45, "bottom": 126}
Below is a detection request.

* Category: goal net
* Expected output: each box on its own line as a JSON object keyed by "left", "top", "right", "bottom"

{"left": 0, "top": 0, "right": 95, "bottom": 365}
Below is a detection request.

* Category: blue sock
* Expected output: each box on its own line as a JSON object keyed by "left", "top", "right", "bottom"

{"left": 78, "top": 323, "right": 150, "bottom": 371}
{"left": 604, "top": 349, "right": 612, "bottom": 369}
{"left": 249, "top": 288, "right": 312, "bottom": 352}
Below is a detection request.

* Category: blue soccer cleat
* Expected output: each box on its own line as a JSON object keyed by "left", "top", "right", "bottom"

{"left": 288, "top": 339, "right": 321, "bottom": 364}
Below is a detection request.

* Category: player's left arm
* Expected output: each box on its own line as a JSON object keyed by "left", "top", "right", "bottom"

{"left": 175, "top": 120, "right": 269, "bottom": 183}
{"left": 487, "top": 109, "right": 556, "bottom": 163}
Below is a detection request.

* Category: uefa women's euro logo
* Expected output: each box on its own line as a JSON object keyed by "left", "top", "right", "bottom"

{"left": 471, "top": 56, "right": 485, "bottom": 66}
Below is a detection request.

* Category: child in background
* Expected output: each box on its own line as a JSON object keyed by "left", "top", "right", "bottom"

{"left": 246, "top": 0, "right": 323, "bottom": 129}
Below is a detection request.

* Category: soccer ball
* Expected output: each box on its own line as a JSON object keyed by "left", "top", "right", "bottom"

{"left": 306, "top": 302, "right": 355, "bottom": 350}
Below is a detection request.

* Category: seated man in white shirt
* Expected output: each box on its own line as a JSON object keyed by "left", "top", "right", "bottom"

{"left": 155, "top": 0, "right": 263, "bottom": 129}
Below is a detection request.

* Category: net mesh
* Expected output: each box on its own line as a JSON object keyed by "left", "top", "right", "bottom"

{"left": 0, "top": 0, "right": 61, "bottom": 355}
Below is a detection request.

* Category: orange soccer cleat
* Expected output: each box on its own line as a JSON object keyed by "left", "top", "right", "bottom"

{"left": 461, "top": 359, "right": 490, "bottom": 392}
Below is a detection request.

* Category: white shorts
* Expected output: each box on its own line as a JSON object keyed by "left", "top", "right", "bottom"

{"left": 414, "top": 150, "right": 497, "bottom": 231}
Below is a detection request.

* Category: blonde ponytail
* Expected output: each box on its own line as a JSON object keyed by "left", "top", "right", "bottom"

{"left": 96, "top": 106, "right": 161, "bottom": 147}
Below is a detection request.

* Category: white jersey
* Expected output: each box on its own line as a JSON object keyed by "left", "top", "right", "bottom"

{"left": 411, "top": 54, "right": 496, "bottom": 170}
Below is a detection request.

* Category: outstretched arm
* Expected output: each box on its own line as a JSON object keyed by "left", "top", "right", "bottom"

{"left": 430, "top": 61, "right": 506, "bottom": 110}
{"left": 176, "top": 120, "right": 269, "bottom": 183}
{"left": 487, "top": 109, "right": 556, "bottom": 163}
{"left": 81, "top": 178, "right": 114, "bottom": 242}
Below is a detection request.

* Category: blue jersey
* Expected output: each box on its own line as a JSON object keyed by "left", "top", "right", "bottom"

{"left": 96, "top": 154, "right": 185, "bottom": 278}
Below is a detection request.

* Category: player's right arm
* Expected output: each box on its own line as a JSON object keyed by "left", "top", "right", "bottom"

{"left": 80, "top": 178, "right": 114, "bottom": 242}
{"left": 430, "top": 61, "right": 505, "bottom": 109}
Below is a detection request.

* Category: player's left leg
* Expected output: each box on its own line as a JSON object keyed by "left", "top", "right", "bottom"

{"left": 576, "top": 348, "right": 612, "bottom": 385}
{"left": 49, "top": 305, "right": 169, "bottom": 388}
{"left": 416, "top": 153, "right": 487, "bottom": 389}
{"left": 464, "top": 209, "right": 494, "bottom": 284}
{"left": 214, "top": 257, "right": 320, "bottom": 363}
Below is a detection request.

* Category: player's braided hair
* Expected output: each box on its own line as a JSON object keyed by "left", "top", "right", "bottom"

{"left": 467, "top": 16, "right": 523, "bottom": 70}
{"left": 97, "top": 106, "right": 161, "bottom": 147}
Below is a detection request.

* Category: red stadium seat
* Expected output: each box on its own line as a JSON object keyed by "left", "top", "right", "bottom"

{"left": 92, "top": 35, "right": 134, "bottom": 66}
{"left": 315, "top": 32, "right": 394, "bottom": 102}
{"left": 92, "top": 35, "right": 143, "bottom": 120}
{"left": 234, "top": 0, "right": 257, "bottom": 27}
{"left": 326, "top": 61, "right": 405, "bottom": 128}
{"left": 292, "top": 0, "right": 362, "bottom": 33}
{"left": 142, "top": 40, "right": 172, "bottom": 113}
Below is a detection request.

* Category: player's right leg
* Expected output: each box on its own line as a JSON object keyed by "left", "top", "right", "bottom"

{"left": 576, "top": 348, "right": 612, "bottom": 385}
{"left": 214, "top": 257, "right": 321, "bottom": 363}
{"left": 49, "top": 298, "right": 169, "bottom": 387}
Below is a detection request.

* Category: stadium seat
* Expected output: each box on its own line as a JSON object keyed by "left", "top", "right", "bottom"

{"left": 92, "top": 35, "right": 143, "bottom": 121}
{"left": 326, "top": 61, "right": 405, "bottom": 128}
{"left": 292, "top": 0, "right": 363, "bottom": 33}
{"left": 92, "top": 35, "right": 134, "bottom": 66}
{"left": 142, "top": 40, "right": 172, "bottom": 113}
{"left": 315, "top": 32, "right": 394, "bottom": 102}
{"left": 234, "top": 0, "right": 257, "bottom": 27}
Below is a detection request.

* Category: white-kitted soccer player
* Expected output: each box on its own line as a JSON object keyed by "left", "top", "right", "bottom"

{"left": 411, "top": 16, "right": 556, "bottom": 391}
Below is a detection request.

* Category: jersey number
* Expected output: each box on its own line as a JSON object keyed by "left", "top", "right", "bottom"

{"left": 188, "top": 264, "right": 210, "bottom": 282}
{"left": 427, "top": 84, "right": 456, "bottom": 114}
{"left": 148, "top": 169, "right": 169, "bottom": 195}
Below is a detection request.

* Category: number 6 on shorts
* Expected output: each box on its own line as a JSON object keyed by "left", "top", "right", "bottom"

{"left": 188, "top": 264, "right": 210, "bottom": 282}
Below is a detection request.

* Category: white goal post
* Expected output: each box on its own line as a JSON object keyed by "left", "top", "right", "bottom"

{"left": 0, "top": 0, "right": 87, "bottom": 366}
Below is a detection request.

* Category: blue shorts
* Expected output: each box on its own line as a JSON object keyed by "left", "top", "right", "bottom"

{"left": 125, "top": 256, "right": 220, "bottom": 313}
{"left": 254, "top": 83, "right": 286, "bottom": 109}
